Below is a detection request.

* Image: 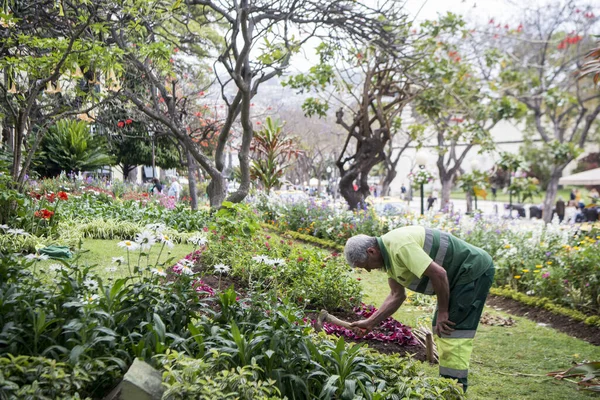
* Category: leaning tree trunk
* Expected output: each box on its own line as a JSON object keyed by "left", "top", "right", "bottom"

{"left": 542, "top": 166, "right": 564, "bottom": 223}
{"left": 186, "top": 150, "right": 198, "bottom": 210}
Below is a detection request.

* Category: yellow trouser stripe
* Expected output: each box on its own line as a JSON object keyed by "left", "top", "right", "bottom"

{"left": 437, "top": 337, "right": 473, "bottom": 371}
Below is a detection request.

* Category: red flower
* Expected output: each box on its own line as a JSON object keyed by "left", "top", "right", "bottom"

{"left": 199, "top": 91, "right": 205, "bottom": 96}
{"left": 30, "top": 191, "right": 41, "bottom": 200}
{"left": 125, "top": 118, "right": 133, "bottom": 125}
{"left": 489, "top": 18, "right": 494, "bottom": 24}
{"left": 517, "top": 24, "right": 523, "bottom": 32}
{"left": 169, "top": 58, "right": 174, "bottom": 63}
{"left": 57, "top": 191, "right": 68, "bottom": 201}
{"left": 117, "top": 121, "right": 125, "bottom": 128}
{"left": 173, "top": 48, "right": 179, "bottom": 53}
{"left": 46, "top": 193, "right": 56, "bottom": 203}
{"left": 256, "top": 121, "right": 261, "bottom": 125}
{"left": 34, "top": 208, "right": 54, "bottom": 219}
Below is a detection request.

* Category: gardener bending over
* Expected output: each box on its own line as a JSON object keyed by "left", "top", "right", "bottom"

{"left": 344, "top": 226, "right": 495, "bottom": 392}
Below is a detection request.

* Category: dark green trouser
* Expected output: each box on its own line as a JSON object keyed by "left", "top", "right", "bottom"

{"left": 432, "top": 265, "right": 495, "bottom": 391}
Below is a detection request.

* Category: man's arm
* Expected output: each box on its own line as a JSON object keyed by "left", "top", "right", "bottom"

{"left": 350, "top": 278, "right": 406, "bottom": 332}
{"left": 422, "top": 261, "right": 455, "bottom": 337}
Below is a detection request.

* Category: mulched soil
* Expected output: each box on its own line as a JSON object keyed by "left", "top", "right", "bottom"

{"left": 308, "top": 308, "right": 429, "bottom": 362}
{"left": 486, "top": 295, "right": 600, "bottom": 346}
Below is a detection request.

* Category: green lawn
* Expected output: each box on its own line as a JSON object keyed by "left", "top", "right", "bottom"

{"left": 356, "top": 269, "right": 600, "bottom": 400}
{"left": 37, "top": 239, "right": 196, "bottom": 281}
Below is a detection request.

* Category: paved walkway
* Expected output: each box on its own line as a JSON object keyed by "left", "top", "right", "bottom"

{"left": 375, "top": 196, "right": 536, "bottom": 218}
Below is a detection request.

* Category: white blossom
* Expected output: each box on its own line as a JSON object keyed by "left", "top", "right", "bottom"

{"left": 49, "top": 264, "right": 65, "bottom": 272}
{"left": 117, "top": 240, "right": 140, "bottom": 251}
{"left": 25, "top": 253, "right": 49, "bottom": 261}
{"left": 188, "top": 235, "right": 207, "bottom": 246}
{"left": 83, "top": 278, "right": 98, "bottom": 291}
{"left": 135, "top": 230, "right": 156, "bottom": 251}
{"left": 214, "top": 264, "right": 230, "bottom": 274}
{"left": 150, "top": 268, "right": 167, "bottom": 277}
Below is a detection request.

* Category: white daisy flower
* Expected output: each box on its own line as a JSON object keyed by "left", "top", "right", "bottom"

{"left": 214, "top": 263, "right": 230, "bottom": 274}
{"left": 117, "top": 240, "right": 140, "bottom": 251}
{"left": 82, "top": 294, "right": 99, "bottom": 304}
{"left": 265, "top": 258, "right": 285, "bottom": 267}
{"left": 83, "top": 278, "right": 98, "bottom": 291}
{"left": 252, "top": 255, "right": 268, "bottom": 263}
{"left": 158, "top": 234, "right": 174, "bottom": 249}
{"left": 49, "top": 264, "right": 65, "bottom": 272}
{"left": 179, "top": 266, "right": 194, "bottom": 275}
{"left": 188, "top": 235, "right": 207, "bottom": 246}
{"left": 8, "top": 228, "right": 30, "bottom": 236}
{"left": 135, "top": 231, "right": 156, "bottom": 251}
{"left": 25, "top": 253, "right": 49, "bottom": 261}
{"left": 150, "top": 267, "right": 167, "bottom": 277}
{"left": 112, "top": 256, "right": 125, "bottom": 264}
{"left": 106, "top": 266, "right": 118, "bottom": 273}
{"left": 145, "top": 223, "right": 166, "bottom": 233}
{"left": 177, "top": 258, "right": 195, "bottom": 268}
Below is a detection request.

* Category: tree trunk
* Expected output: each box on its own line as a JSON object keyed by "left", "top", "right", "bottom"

{"left": 542, "top": 166, "right": 564, "bottom": 223}
{"left": 465, "top": 191, "right": 473, "bottom": 214}
{"left": 440, "top": 177, "right": 453, "bottom": 212}
{"left": 207, "top": 174, "right": 227, "bottom": 208}
{"left": 339, "top": 173, "right": 364, "bottom": 210}
{"left": 186, "top": 150, "right": 198, "bottom": 211}
{"left": 380, "top": 169, "right": 397, "bottom": 200}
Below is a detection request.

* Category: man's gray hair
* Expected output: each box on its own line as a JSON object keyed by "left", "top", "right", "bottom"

{"left": 344, "top": 234, "right": 377, "bottom": 267}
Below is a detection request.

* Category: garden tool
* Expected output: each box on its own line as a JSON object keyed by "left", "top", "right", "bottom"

{"left": 314, "top": 309, "right": 355, "bottom": 332}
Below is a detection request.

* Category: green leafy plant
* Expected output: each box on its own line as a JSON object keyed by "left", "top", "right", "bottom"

{"left": 34, "top": 119, "right": 114, "bottom": 177}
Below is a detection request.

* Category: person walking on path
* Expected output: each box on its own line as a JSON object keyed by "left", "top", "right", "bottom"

{"left": 344, "top": 226, "right": 495, "bottom": 392}
{"left": 150, "top": 178, "right": 163, "bottom": 194}
{"left": 168, "top": 176, "right": 183, "bottom": 201}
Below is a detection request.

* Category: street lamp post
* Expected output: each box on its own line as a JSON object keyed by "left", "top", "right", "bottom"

{"left": 471, "top": 159, "right": 479, "bottom": 212}
{"left": 415, "top": 152, "right": 428, "bottom": 215}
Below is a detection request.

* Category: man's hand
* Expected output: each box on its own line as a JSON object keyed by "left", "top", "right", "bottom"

{"left": 349, "top": 319, "right": 375, "bottom": 336}
{"left": 435, "top": 311, "right": 455, "bottom": 337}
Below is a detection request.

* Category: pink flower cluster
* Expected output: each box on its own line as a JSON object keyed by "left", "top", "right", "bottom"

{"left": 194, "top": 279, "right": 215, "bottom": 297}
{"left": 317, "top": 303, "right": 417, "bottom": 346}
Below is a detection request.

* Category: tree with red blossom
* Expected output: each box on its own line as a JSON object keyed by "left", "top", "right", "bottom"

{"left": 476, "top": 2, "right": 599, "bottom": 222}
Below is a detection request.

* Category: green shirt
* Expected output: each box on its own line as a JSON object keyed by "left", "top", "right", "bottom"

{"left": 377, "top": 226, "right": 493, "bottom": 294}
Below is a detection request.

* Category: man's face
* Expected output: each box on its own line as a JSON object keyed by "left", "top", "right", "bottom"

{"left": 356, "top": 247, "right": 382, "bottom": 272}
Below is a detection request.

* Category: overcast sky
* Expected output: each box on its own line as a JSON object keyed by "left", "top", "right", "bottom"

{"left": 288, "top": 0, "right": 536, "bottom": 72}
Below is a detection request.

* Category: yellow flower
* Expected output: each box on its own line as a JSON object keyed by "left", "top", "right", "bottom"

{"left": 522, "top": 269, "right": 530, "bottom": 273}
{"left": 533, "top": 270, "right": 540, "bottom": 273}
{"left": 514, "top": 275, "right": 521, "bottom": 279}
{"left": 573, "top": 246, "right": 580, "bottom": 251}
{"left": 540, "top": 242, "right": 546, "bottom": 247}
{"left": 504, "top": 244, "right": 511, "bottom": 249}
{"left": 547, "top": 261, "right": 553, "bottom": 265}
{"left": 535, "top": 265, "right": 543, "bottom": 269}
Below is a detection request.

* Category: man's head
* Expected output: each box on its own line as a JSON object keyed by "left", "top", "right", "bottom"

{"left": 344, "top": 234, "right": 383, "bottom": 271}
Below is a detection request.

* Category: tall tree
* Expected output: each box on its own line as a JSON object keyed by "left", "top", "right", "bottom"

{"left": 411, "top": 15, "right": 526, "bottom": 209}
{"left": 0, "top": 0, "right": 117, "bottom": 189}
{"left": 106, "top": 0, "right": 401, "bottom": 208}
{"left": 480, "top": 1, "right": 599, "bottom": 222}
